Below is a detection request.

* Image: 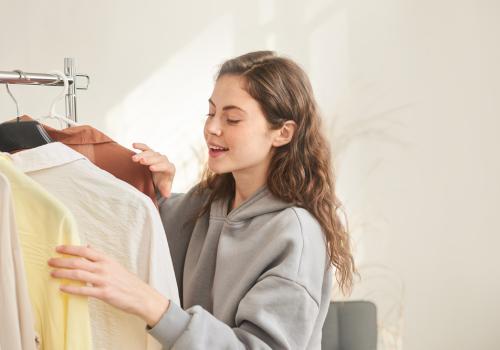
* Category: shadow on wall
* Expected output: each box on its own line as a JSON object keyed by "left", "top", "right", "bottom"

{"left": 0, "top": 0, "right": 352, "bottom": 191}
{"left": 1, "top": 0, "right": 414, "bottom": 163}
{"left": 0, "top": 0, "right": 347, "bottom": 125}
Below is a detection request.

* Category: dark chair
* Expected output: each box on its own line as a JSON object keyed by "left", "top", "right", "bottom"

{"left": 322, "top": 301, "right": 377, "bottom": 350}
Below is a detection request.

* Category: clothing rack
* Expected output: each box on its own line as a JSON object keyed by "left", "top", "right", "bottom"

{"left": 0, "top": 58, "right": 90, "bottom": 122}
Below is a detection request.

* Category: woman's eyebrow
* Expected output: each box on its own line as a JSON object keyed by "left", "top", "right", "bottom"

{"left": 208, "top": 98, "right": 247, "bottom": 114}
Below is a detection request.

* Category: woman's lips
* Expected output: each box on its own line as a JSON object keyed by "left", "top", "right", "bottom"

{"left": 209, "top": 148, "right": 228, "bottom": 158}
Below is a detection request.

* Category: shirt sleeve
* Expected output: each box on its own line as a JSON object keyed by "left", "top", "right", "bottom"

{"left": 147, "top": 274, "right": 320, "bottom": 349}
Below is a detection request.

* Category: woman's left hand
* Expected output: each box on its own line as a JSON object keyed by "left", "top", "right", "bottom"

{"left": 48, "top": 245, "right": 169, "bottom": 327}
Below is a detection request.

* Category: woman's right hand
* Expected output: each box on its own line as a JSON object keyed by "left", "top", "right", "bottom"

{"left": 132, "top": 143, "right": 176, "bottom": 198}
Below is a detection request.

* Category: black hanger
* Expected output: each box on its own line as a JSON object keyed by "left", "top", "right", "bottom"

{"left": 0, "top": 119, "right": 53, "bottom": 152}
{"left": 0, "top": 76, "right": 53, "bottom": 152}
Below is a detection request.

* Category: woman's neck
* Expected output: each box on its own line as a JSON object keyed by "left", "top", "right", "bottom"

{"left": 230, "top": 158, "right": 270, "bottom": 212}
{"left": 230, "top": 178, "right": 266, "bottom": 212}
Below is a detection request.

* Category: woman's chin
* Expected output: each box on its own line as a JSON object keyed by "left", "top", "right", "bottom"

{"left": 207, "top": 164, "right": 232, "bottom": 175}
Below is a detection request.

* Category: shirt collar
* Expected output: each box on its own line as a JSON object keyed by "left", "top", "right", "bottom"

{"left": 44, "top": 124, "right": 113, "bottom": 145}
{"left": 18, "top": 115, "right": 113, "bottom": 145}
{"left": 9, "top": 142, "right": 86, "bottom": 173}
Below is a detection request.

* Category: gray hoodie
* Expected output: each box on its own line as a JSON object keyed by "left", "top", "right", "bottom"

{"left": 148, "top": 185, "right": 333, "bottom": 349}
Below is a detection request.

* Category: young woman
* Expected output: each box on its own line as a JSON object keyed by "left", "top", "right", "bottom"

{"left": 48, "top": 51, "right": 355, "bottom": 349}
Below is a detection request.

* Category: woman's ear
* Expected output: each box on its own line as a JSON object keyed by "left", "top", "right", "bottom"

{"left": 272, "top": 120, "right": 297, "bottom": 147}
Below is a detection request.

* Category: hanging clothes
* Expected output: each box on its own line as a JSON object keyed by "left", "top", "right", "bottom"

{"left": 9, "top": 142, "right": 179, "bottom": 350}
{"left": 0, "top": 173, "right": 37, "bottom": 350}
{"left": 17, "top": 115, "right": 158, "bottom": 207}
{"left": 0, "top": 155, "right": 92, "bottom": 350}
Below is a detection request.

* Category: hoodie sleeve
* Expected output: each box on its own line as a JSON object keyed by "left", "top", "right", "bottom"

{"left": 157, "top": 187, "right": 209, "bottom": 305}
{"left": 148, "top": 274, "right": 320, "bottom": 349}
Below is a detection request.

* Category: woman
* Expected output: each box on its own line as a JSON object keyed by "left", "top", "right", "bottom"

{"left": 48, "top": 51, "right": 355, "bottom": 349}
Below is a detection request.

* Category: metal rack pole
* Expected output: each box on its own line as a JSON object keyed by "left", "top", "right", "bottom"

{"left": 64, "top": 58, "right": 77, "bottom": 122}
{"left": 0, "top": 58, "right": 89, "bottom": 123}
{"left": 0, "top": 71, "right": 73, "bottom": 86}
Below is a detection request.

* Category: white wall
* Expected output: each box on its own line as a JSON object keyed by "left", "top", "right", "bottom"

{"left": 1, "top": 0, "right": 499, "bottom": 349}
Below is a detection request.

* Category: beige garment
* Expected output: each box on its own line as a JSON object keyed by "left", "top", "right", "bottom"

{"left": 10, "top": 142, "right": 179, "bottom": 350}
{"left": 0, "top": 173, "right": 37, "bottom": 350}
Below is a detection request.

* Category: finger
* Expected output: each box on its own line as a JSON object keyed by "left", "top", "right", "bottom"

{"left": 48, "top": 257, "right": 97, "bottom": 272}
{"left": 132, "top": 143, "right": 152, "bottom": 152}
{"left": 135, "top": 154, "right": 165, "bottom": 166}
{"left": 55, "top": 245, "right": 104, "bottom": 262}
{"left": 59, "top": 284, "right": 102, "bottom": 298}
{"left": 149, "top": 163, "right": 173, "bottom": 172}
{"left": 51, "top": 268, "right": 102, "bottom": 285}
{"left": 131, "top": 150, "right": 157, "bottom": 162}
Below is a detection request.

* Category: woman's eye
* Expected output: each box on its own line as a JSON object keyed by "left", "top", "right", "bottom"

{"left": 206, "top": 113, "right": 215, "bottom": 117}
{"left": 227, "top": 119, "right": 240, "bottom": 124}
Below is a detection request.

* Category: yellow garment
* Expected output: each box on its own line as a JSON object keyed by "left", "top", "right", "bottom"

{"left": 0, "top": 154, "right": 92, "bottom": 350}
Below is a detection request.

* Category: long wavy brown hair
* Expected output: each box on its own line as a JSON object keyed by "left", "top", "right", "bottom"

{"left": 195, "top": 51, "right": 355, "bottom": 294}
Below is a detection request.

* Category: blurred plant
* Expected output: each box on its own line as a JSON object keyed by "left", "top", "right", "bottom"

{"left": 324, "top": 91, "right": 413, "bottom": 350}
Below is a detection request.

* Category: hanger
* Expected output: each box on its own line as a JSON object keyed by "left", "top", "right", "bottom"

{"left": 36, "top": 70, "right": 80, "bottom": 128}
{"left": 5, "top": 75, "right": 21, "bottom": 120}
{"left": 0, "top": 70, "right": 53, "bottom": 152}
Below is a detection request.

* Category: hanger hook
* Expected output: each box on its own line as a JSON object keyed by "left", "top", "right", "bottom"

{"left": 5, "top": 84, "right": 20, "bottom": 121}
{"left": 13, "top": 69, "right": 29, "bottom": 81}
{"left": 5, "top": 70, "right": 26, "bottom": 121}
{"left": 47, "top": 71, "right": 69, "bottom": 119}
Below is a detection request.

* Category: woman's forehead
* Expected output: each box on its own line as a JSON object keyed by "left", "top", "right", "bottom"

{"left": 211, "top": 76, "right": 258, "bottom": 109}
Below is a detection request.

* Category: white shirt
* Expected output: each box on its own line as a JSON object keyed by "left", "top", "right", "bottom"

{"left": 0, "top": 173, "right": 37, "bottom": 350}
{"left": 10, "top": 142, "right": 179, "bottom": 350}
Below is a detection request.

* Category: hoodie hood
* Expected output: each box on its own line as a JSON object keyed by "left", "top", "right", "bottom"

{"left": 210, "top": 185, "right": 294, "bottom": 223}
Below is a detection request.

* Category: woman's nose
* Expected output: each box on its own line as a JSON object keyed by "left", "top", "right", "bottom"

{"left": 205, "top": 117, "right": 222, "bottom": 136}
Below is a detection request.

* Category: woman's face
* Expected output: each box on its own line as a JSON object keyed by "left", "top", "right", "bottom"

{"left": 204, "top": 74, "right": 277, "bottom": 179}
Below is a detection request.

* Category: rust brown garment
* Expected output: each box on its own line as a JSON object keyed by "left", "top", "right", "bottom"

{"left": 17, "top": 115, "right": 158, "bottom": 207}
